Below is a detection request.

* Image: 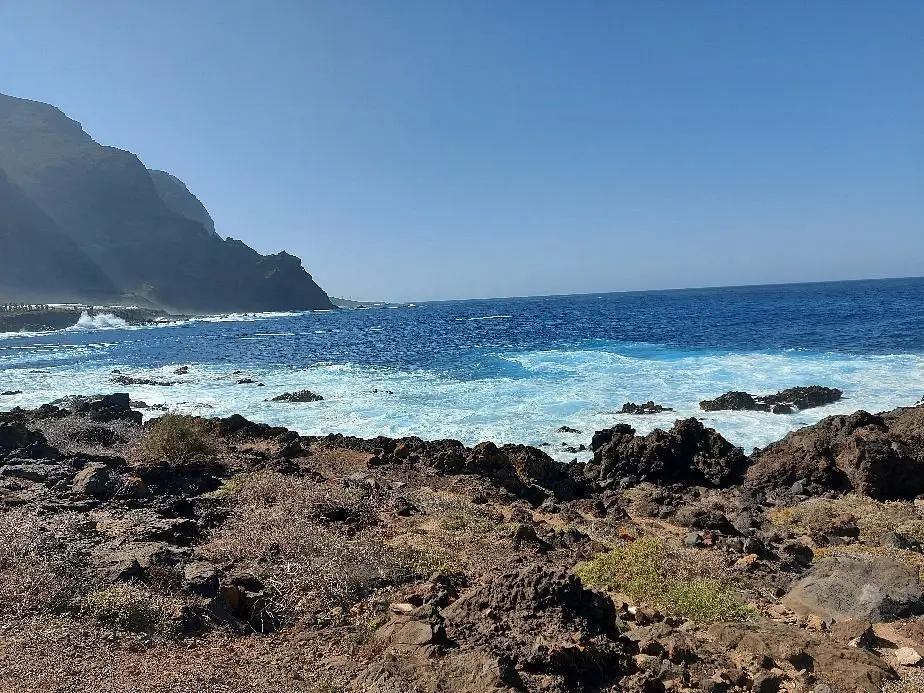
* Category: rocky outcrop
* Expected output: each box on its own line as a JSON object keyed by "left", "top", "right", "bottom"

{"left": 267, "top": 390, "right": 324, "bottom": 403}
{"left": 620, "top": 401, "right": 673, "bottom": 415}
{"left": 709, "top": 621, "right": 896, "bottom": 693}
{"left": 48, "top": 393, "right": 142, "bottom": 424}
{"left": 442, "top": 563, "right": 631, "bottom": 688}
{"left": 783, "top": 555, "right": 924, "bottom": 624}
{"left": 700, "top": 386, "right": 842, "bottom": 414}
{"left": 0, "top": 93, "right": 333, "bottom": 312}
{"left": 586, "top": 418, "right": 748, "bottom": 488}
{"left": 746, "top": 406, "right": 924, "bottom": 499}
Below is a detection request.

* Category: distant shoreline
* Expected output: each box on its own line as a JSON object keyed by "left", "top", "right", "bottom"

{"left": 0, "top": 305, "right": 176, "bottom": 333}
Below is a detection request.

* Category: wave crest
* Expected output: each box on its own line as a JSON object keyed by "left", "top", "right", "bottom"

{"left": 69, "top": 311, "right": 129, "bottom": 331}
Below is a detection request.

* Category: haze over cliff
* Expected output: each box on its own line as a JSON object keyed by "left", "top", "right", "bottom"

{"left": 0, "top": 93, "right": 334, "bottom": 312}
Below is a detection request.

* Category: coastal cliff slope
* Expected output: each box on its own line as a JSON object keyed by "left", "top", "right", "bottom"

{"left": 0, "top": 167, "right": 118, "bottom": 303}
{"left": 0, "top": 93, "right": 334, "bottom": 312}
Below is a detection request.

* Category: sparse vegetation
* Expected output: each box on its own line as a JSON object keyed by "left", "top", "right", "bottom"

{"left": 83, "top": 583, "right": 184, "bottom": 636}
{"left": 142, "top": 413, "right": 217, "bottom": 464}
{"left": 200, "top": 471, "right": 392, "bottom": 623}
{"left": 0, "top": 509, "right": 90, "bottom": 617}
{"left": 575, "top": 536, "right": 752, "bottom": 624}
{"left": 771, "top": 494, "right": 924, "bottom": 544}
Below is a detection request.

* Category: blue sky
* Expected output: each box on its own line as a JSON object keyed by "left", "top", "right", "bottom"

{"left": 1, "top": 2, "right": 921, "bottom": 301}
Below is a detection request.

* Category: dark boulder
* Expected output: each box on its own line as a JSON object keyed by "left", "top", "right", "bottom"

{"left": 700, "top": 386, "right": 842, "bottom": 414}
{"left": 213, "top": 414, "right": 290, "bottom": 440}
{"left": 746, "top": 406, "right": 924, "bottom": 499}
{"left": 587, "top": 418, "right": 748, "bottom": 488}
{"left": 51, "top": 393, "right": 142, "bottom": 424}
{"left": 72, "top": 462, "right": 117, "bottom": 498}
{"left": 267, "top": 390, "right": 324, "bottom": 403}
{"left": 782, "top": 555, "right": 923, "bottom": 624}
{"left": 443, "top": 563, "right": 631, "bottom": 686}
{"left": 699, "top": 391, "right": 760, "bottom": 412}
{"left": 0, "top": 414, "right": 57, "bottom": 460}
{"left": 620, "top": 401, "right": 674, "bottom": 415}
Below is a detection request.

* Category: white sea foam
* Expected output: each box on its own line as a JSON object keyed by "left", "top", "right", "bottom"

{"left": 2, "top": 346, "right": 923, "bottom": 462}
{"left": 191, "top": 311, "right": 304, "bottom": 324}
{"left": 68, "top": 312, "right": 129, "bottom": 331}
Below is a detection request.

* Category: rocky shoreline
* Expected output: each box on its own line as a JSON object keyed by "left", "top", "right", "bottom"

{"left": 2, "top": 395, "right": 924, "bottom": 692}
{"left": 0, "top": 306, "right": 177, "bottom": 333}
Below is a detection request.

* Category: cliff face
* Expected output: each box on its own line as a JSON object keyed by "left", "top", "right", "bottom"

{"left": 148, "top": 169, "right": 218, "bottom": 238}
{"left": 0, "top": 93, "right": 334, "bottom": 312}
{"left": 0, "top": 168, "right": 117, "bottom": 303}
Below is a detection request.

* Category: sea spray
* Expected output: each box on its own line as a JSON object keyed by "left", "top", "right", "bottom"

{"left": 69, "top": 311, "right": 129, "bottom": 331}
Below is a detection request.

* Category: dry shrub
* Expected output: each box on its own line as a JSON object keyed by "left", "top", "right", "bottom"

{"left": 772, "top": 495, "right": 924, "bottom": 544}
{"left": 200, "top": 471, "right": 390, "bottom": 622}
{"left": 0, "top": 509, "right": 91, "bottom": 617}
{"left": 83, "top": 582, "right": 185, "bottom": 635}
{"left": 142, "top": 413, "right": 217, "bottom": 464}
{"left": 575, "top": 536, "right": 751, "bottom": 624}
{"left": 390, "top": 489, "right": 513, "bottom": 575}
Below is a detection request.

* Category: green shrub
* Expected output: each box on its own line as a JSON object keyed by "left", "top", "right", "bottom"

{"left": 575, "top": 537, "right": 751, "bottom": 624}
{"left": 142, "top": 413, "right": 217, "bottom": 464}
{"left": 83, "top": 583, "right": 184, "bottom": 635}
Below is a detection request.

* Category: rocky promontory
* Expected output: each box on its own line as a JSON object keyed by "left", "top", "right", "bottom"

{"left": 2, "top": 397, "right": 924, "bottom": 691}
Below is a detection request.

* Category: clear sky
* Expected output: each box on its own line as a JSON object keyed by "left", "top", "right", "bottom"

{"left": 0, "top": 2, "right": 921, "bottom": 302}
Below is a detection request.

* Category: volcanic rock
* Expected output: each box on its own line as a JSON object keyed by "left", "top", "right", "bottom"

{"left": 587, "top": 418, "right": 748, "bottom": 488}
{"left": 700, "top": 386, "right": 842, "bottom": 414}
{"left": 620, "top": 401, "right": 674, "bottom": 415}
{"left": 442, "top": 563, "right": 631, "bottom": 687}
{"left": 50, "top": 393, "right": 142, "bottom": 424}
{"left": 746, "top": 406, "right": 924, "bottom": 499}
{"left": 782, "top": 555, "right": 923, "bottom": 623}
{"left": 267, "top": 390, "right": 324, "bottom": 403}
{"left": 709, "top": 620, "right": 895, "bottom": 693}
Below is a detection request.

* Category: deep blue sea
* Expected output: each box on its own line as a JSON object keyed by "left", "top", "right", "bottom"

{"left": 2, "top": 277, "right": 924, "bottom": 459}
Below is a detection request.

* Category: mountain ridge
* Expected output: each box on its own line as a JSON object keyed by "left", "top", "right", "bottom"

{"left": 0, "top": 93, "right": 334, "bottom": 313}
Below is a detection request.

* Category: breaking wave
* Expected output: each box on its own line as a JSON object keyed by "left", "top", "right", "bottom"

{"left": 68, "top": 312, "right": 129, "bottom": 331}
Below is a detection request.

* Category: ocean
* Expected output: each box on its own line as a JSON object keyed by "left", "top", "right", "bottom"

{"left": 2, "top": 277, "right": 924, "bottom": 461}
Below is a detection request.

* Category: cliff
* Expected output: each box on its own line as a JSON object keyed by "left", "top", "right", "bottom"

{"left": 0, "top": 93, "right": 334, "bottom": 312}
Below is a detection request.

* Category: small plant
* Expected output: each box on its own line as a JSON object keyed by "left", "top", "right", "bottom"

{"left": 393, "top": 544, "right": 461, "bottom": 576}
{"left": 142, "top": 413, "right": 217, "bottom": 464}
{"left": 83, "top": 583, "right": 184, "bottom": 635}
{"left": 575, "top": 536, "right": 751, "bottom": 624}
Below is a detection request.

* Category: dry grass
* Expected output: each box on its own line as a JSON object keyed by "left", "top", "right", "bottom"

{"left": 0, "top": 509, "right": 92, "bottom": 617}
{"left": 771, "top": 494, "right": 924, "bottom": 544}
{"left": 199, "top": 471, "right": 393, "bottom": 624}
{"left": 0, "top": 613, "right": 352, "bottom": 692}
{"left": 83, "top": 583, "right": 185, "bottom": 636}
{"left": 575, "top": 536, "right": 752, "bottom": 624}
{"left": 142, "top": 414, "right": 217, "bottom": 465}
{"left": 389, "top": 489, "right": 517, "bottom": 577}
